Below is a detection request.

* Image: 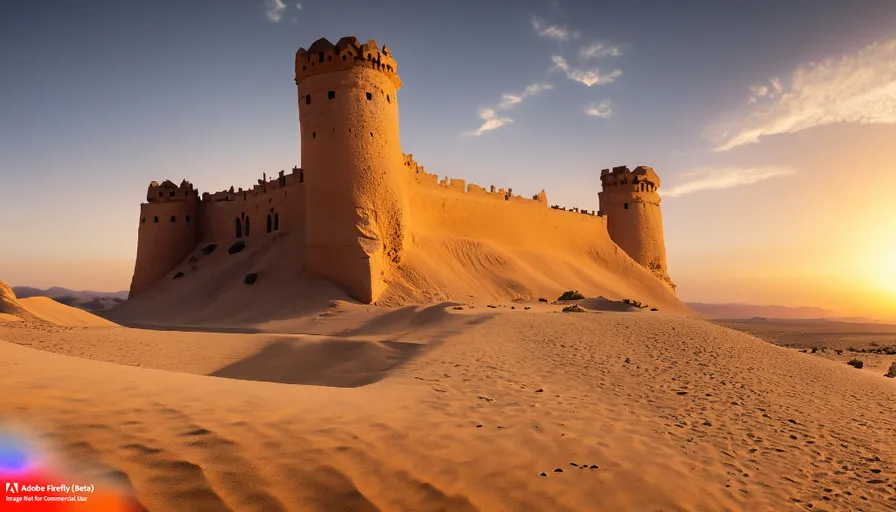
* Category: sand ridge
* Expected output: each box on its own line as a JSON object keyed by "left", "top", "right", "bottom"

{"left": 1, "top": 303, "right": 894, "bottom": 511}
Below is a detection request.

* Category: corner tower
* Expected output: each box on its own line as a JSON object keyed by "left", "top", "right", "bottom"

{"left": 129, "top": 180, "right": 201, "bottom": 298}
{"left": 598, "top": 166, "right": 674, "bottom": 289}
{"left": 295, "top": 37, "right": 408, "bottom": 303}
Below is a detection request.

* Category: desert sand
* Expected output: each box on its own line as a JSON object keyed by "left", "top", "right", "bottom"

{"left": 1, "top": 281, "right": 894, "bottom": 512}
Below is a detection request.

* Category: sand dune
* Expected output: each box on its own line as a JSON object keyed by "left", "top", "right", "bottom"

{"left": 15, "top": 296, "right": 118, "bottom": 327}
{"left": 1, "top": 302, "right": 894, "bottom": 511}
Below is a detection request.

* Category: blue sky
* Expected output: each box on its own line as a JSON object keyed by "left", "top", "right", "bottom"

{"left": 2, "top": 0, "right": 895, "bottom": 317}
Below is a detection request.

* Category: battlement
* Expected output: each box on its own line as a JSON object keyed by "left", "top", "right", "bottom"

{"left": 202, "top": 167, "right": 304, "bottom": 203}
{"left": 402, "top": 153, "right": 603, "bottom": 215}
{"left": 147, "top": 179, "right": 199, "bottom": 203}
{"left": 295, "top": 37, "right": 401, "bottom": 89}
{"left": 600, "top": 165, "right": 661, "bottom": 193}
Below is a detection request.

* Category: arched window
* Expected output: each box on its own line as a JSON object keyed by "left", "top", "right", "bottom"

{"left": 154, "top": 216, "right": 159, "bottom": 223}
{"left": 266, "top": 214, "right": 273, "bottom": 234}
{"left": 274, "top": 212, "right": 280, "bottom": 231}
{"left": 170, "top": 215, "right": 176, "bottom": 223}
{"left": 235, "top": 217, "right": 242, "bottom": 238}
{"left": 245, "top": 216, "right": 250, "bottom": 236}
{"left": 185, "top": 215, "right": 190, "bottom": 223}
{"left": 624, "top": 203, "right": 629, "bottom": 210}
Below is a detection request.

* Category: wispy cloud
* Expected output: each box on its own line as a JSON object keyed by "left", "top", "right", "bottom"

{"left": 263, "top": 0, "right": 286, "bottom": 22}
{"left": 470, "top": 109, "right": 514, "bottom": 137}
{"left": 584, "top": 100, "right": 613, "bottom": 118}
{"left": 712, "top": 39, "right": 896, "bottom": 152}
{"left": 579, "top": 43, "right": 621, "bottom": 59}
{"left": 498, "top": 83, "right": 553, "bottom": 109}
{"left": 662, "top": 166, "right": 796, "bottom": 198}
{"left": 531, "top": 16, "right": 577, "bottom": 42}
{"left": 296, "top": 2, "right": 303, "bottom": 9}
{"left": 552, "top": 56, "right": 621, "bottom": 87}
{"left": 468, "top": 83, "right": 553, "bottom": 136}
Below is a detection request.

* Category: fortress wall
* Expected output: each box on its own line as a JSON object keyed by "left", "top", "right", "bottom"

{"left": 130, "top": 199, "right": 200, "bottom": 298}
{"left": 407, "top": 181, "right": 609, "bottom": 250}
{"left": 199, "top": 179, "right": 304, "bottom": 244}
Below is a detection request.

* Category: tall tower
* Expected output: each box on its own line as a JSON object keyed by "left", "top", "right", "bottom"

{"left": 129, "top": 180, "right": 201, "bottom": 298}
{"left": 295, "top": 37, "right": 409, "bottom": 303}
{"left": 598, "top": 166, "right": 674, "bottom": 289}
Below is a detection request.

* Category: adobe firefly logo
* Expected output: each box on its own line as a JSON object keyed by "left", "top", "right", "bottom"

{"left": 5, "top": 482, "right": 19, "bottom": 494}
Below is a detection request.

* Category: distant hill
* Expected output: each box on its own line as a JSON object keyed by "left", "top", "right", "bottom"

{"left": 11, "top": 286, "right": 128, "bottom": 312}
{"left": 685, "top": 302, "right": 840, "bottom": 320}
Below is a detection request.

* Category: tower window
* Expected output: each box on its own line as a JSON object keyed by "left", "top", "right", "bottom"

{"left": 624, "top": 203, "right": 629, "bottom": 210}
{"left": 274, "top": 212, "right": 280, "bottom": 231}
{"left": 245, "top": 216, "right": 250, "bottom": 236}
{"left": 328, "top": 55, "right": 332, "bottom": 62}
{"left": 300, "top": 171, "right": 304, "bottom": 183}
{"left": 158, "top": 191, "right": 163, "bottom": 197}
{"left": 235, "top": 218, "right": 242, "bottom": 238}
{"left": 305, "top": 95, "right": 311, "bottom": 105}
{"left": 342, "top": 55, "right": 346, "bottom": 61}
{"left": 318, "top": 51, "right": 324, "bottom": 63}
{"left": 185, "top": 215, "right": 191, "bottom": 223}
{"left": 170, "top": 215, "right": 176, "bottom": 223}
{"left": 169, "top": 191, "right": 175, "bottom": 197}
{"left": 312, "top": 132, "right": 316, "bottom": 138}
{"left": 366, "top": 92, "right": 372, "bottom": 101}
{"left": 328, "top": 90, "right": 335, "bottom": 99}
{"left": 154, "top": 216, "right": 159, "bottom": 223}
{"left": 386, "top": 95, "right": 390, "bottom": 103}
{"left": 266, "top": 214, "right": 272, "bottom": 234}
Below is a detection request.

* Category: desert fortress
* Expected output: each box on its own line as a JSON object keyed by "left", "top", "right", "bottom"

{"left": 129, "top": 37, "right": 675, "bottom": 304}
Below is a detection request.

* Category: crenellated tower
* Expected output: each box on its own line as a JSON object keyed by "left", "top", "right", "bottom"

{"left": 129, "top": 180, "right": 201, "bottom": 298}
{"left": 295, "top": 36, "right": 409, "bottom": 303}
{"left": 598, "top": 166, "right": 674, "bottom": 289}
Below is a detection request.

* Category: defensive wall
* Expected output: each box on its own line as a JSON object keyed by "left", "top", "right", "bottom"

{"left": 128, "top": 35, "right": 673, "bottom": 302}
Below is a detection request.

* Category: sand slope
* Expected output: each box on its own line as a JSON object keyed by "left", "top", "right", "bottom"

{"left": 109, "top": 218, "right": 694, "bottom": 330}
{"left": 16, "top": 296, "right": 118, "bottom": 327}
{"left": 0, "top": 279, "right": 23, "bottom": 314}
{"left": 1, "top": 305, "right": 894, "bottom": 511}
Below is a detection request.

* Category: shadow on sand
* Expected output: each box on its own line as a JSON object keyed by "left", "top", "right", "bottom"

{"left": 210, "top": 338, "right": 425, "bottom": 388}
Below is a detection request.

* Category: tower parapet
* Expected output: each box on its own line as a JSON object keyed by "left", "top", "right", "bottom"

{"left": 295, "top": 37, "right": 400, "bottom": 89}
{"left": 296, "top": 36, "right": 409, "bottom": 303}
{"left": 598, "top": 165, "right": 674, "bottom": 288}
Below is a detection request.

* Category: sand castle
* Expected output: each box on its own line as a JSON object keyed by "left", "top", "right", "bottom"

{"left": 129, "top": 36, "right": 674, "bottom": 303}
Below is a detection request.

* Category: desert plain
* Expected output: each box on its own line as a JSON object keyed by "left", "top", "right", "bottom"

{"left": 1, "top": 279, "right": 894, "bottom": 512}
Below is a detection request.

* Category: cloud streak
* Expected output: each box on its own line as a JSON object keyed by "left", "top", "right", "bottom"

{"left": 468, "top": 83, "right": 552, "bottom": 136}
{"left": 584, "top": 100, "right": 613, "bottom": 118}
{"left": 713, "top": 39, "right": 896, "bottom": 151}
{"left": 552, "top": 56, "right": 621, "bottom": 87}
{"left": 579, "top": 43, "right": 621, "bottom": 59}
{"left": 471, "top": 109, "right": 513, "bottom": 136}
{"left": 662, "top": 166, "right": 796, "bottom": 198}
{"left": 531, "top": 17, "right": 577, "bottom": 42}
{"left": 263, "top": 0, "right": 286, "bottom": 22}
